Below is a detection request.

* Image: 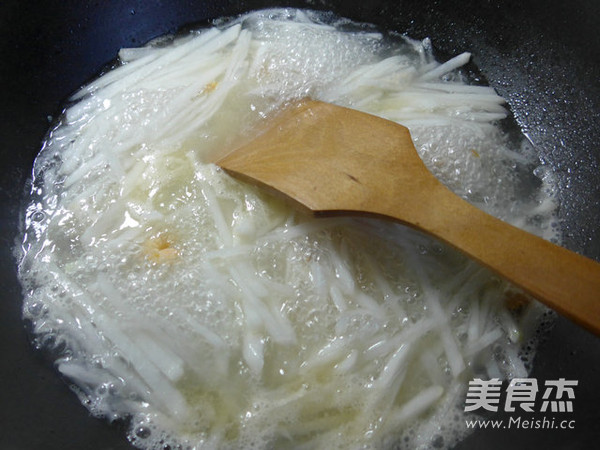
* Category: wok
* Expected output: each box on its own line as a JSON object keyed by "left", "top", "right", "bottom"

{"left": 0, "top": 1, "right": 598, "bottom": 449}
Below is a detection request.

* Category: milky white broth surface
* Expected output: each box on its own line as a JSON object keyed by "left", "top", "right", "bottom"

{"left": 18, "top": 9, "right": 559, "bottom": 450}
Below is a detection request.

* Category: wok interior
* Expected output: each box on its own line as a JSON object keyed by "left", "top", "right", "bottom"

{"left": 0, "top": 1, "right": 598, "bottom": 449}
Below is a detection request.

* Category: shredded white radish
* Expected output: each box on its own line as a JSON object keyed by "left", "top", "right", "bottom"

{"left": 18, "top": 8, "right": 559, "bottom": 450}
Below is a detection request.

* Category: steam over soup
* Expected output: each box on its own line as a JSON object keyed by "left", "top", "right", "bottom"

{"left": 18, "top": 9, "right": 559, "bottom": 450}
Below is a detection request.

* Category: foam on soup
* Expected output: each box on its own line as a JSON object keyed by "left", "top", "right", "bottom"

{"left": 18, "top": 9, "right": 559, "bottom": 450}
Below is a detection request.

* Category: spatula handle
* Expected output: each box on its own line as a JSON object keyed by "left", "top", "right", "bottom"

{"left": 391, "top": 183, "right": 600, "bottom": 335}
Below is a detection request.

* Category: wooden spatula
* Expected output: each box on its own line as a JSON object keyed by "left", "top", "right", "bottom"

{"left": 217, "top": 99, "right": 600, "bottom": 335}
